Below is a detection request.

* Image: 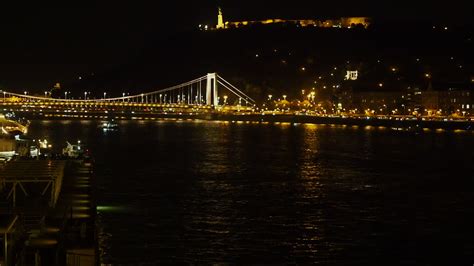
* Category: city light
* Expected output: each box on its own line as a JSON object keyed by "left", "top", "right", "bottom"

{"left": 1, "top": 10, "right": 473, "bottom": 266}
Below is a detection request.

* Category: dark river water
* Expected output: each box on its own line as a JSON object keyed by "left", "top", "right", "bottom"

{"left": 28, "top": 119, "right": 474, "bottom": 265}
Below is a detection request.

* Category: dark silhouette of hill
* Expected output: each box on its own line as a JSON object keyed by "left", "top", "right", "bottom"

{"left": 65, "top": 20, "right": 474, "bottom": 102}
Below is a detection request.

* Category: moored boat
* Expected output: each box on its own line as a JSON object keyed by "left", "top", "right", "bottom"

{"left": 0, "top": 113, "right": 29, "bottom": 135}
{"left": 100, "top": 120, "right": 119, "bottom": 132}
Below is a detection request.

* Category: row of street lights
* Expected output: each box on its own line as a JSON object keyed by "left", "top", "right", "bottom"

{"left": 1, "top": 89, "right": 238, "bottom": 106}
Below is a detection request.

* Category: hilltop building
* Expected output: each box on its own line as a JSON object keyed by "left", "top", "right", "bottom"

{"left": 213, "top": 8, "right": 370, "bottom": 30}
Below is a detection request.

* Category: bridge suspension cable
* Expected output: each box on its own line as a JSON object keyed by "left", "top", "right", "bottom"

{"left": 0, "top": 73, "right": 255, "bottom": 107}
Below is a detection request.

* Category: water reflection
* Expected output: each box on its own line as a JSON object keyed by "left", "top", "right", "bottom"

{"left": 25, "top": 119, "right": 474, "bottom": 264}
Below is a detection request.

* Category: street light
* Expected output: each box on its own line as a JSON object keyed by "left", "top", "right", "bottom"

{"left": 223, "top": 95, "right": 228, "bottom": 105}
{"left": 283, "top": 95, "right": 287, "bottom": 101}
{"left": 103, "top": 92, "right": 107, "bottom": 100}
{"left": 65, "top": 91, "right": 68, "bottom": 99}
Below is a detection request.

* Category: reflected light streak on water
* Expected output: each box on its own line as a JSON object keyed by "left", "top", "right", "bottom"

{"left": 28, "top": 119, "right": 474, "bottom": 265}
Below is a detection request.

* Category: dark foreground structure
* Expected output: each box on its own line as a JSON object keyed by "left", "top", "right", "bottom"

{"left": 0, "top": 159, "right": 96, "bottom": 265}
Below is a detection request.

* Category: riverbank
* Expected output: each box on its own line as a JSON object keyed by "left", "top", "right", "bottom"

{"left": 17, "top": 112, "right": 474, "bottom": 131}
{"left": 216, "top": 114, "right": 474, "bottom": 131}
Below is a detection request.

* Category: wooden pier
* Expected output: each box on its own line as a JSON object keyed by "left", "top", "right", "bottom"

{"left": 0, "top": 159, "right": 97, "bottom": 265}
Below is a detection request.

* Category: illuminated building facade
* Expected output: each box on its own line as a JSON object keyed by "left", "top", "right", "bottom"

{"left": 350, "top": 91, "right": 406, "bottom": 114}
{"left": 214, "top": 9, "right": 370, "bottom": 30}
{"left": 422, "top": 88, "right": 473, "bottom": 115}
{"left": 345, "top": 71, "right": 359, "bottom": 81}
{"left": 339, "top": 85, "right": 474, "bottom": 115}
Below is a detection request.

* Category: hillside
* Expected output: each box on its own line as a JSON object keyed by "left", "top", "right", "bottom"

{"left": 63, "top": 20, "right": 474, "bottom": 102}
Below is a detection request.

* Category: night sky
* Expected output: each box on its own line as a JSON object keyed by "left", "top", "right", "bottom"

{"left": 0, "top": 2, "right": 473, "bottom": 90}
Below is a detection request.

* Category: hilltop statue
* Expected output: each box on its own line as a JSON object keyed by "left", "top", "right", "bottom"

{"left": 217, "top": 7, "right": 225, "bottom": 29}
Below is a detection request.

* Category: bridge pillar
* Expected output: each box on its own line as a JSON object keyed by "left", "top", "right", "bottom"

{"left": 206, "top": 73, "right": 218, "bottom": 106}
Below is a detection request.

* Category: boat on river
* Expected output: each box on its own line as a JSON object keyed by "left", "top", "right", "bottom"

{"left": 0, "top": 112, "right": 29, "bottom": 135}
{"left": 100, "top": 120, "right": 119, "bottom": 132}
{"left": 62, "top": 141, "right": 89, "bottom": 158}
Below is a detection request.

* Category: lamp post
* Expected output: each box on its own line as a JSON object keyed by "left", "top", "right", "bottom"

{"left": 103, "top": 92, "right": 107, "bottom": 100}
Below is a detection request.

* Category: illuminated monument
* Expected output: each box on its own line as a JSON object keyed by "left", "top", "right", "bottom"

{"left": 213, "top": 7, "right": 370, "bottom": 30}
{"left": 217, "top": 7, "right": 225, "bottom": 29}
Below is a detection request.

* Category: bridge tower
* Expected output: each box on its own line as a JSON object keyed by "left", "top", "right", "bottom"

{"left": 206, "top": 73, "right": 218, "bottom": 106}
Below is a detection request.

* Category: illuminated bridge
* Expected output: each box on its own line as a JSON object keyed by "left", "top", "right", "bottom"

{"left": 0, "top": 73, "right": 256, "bottom": 118}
